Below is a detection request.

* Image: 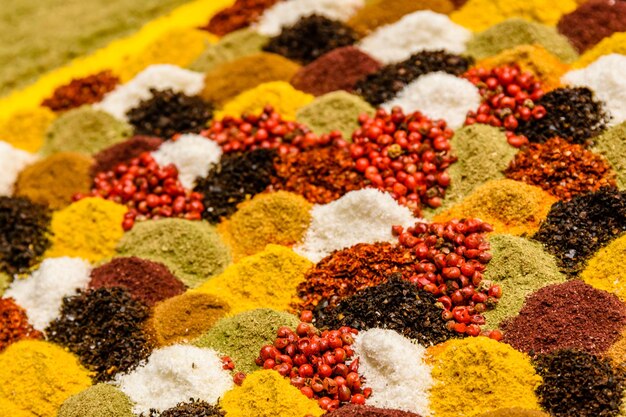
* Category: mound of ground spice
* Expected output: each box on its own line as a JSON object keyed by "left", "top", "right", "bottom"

{"left": 58, "top": 384, "right": 134, "bottom": 417}
{"left": 327, "top": 405, "right": 423, "bottom": 417}
{"left": 202, "top": 0, "right": 280, "bottom": 36}
{"left": 503, "top": 280, "right": 626, "bottom": 355}
{"left": 89, "top": 257, "right": 185, "bottom": 307}
{"left": 592, "top": 121, "right": 626, "bottom": 190}
{"left": 0, "top": 107, "right": 56, "bottom": 153}
{"left": 533, "top": 187, "right": 626, "bottom": 276}
{"left": 290, "top": 46, "right": 381, "bottom": 96}
{"left": 0, "top": 298, "right": 42, "bottom": 352}
{"left": 46, "top": 287, "right": 153, "bottom": 382}
{"left": 91, "top": 136, "right": 164, "bottom": 176}
{"left": 477, "top": 410, "right": 549, "bottom": 417}
{"left": 581, "top": 234, "right": 626, "bottom": 303}
{"left": 145, "top": 399, "right": 225, "bottom": 417}
{"left": 189, "top": 28, "right": 269, "bottom": 73}
{"left": 41, "top": 71, "right": 120, "bottom": 112}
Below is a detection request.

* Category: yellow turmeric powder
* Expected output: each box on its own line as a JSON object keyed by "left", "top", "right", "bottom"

{"left": 0, "top": 397, "right": 34, "bottom": 417}
{"left": 0, "top": 107, "right": 56, "bottom": 153}
{"left": 574, "top": 32, "right": 626, "bottom": 69}
{"left": 581, "top": 234, "right": 626, "bottom": 303}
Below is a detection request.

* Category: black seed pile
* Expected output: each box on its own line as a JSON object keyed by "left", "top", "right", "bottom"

{"left": 0, "top": 196, "right": 51, "bottom": 275}
{"left": 46, "top": 287, "right": 153, "bottom": 382}
{"left": 315, "top": 274, "right": 456, "bottom": 346}
{"left": 533, "top": 187, "right": 626, "bottom": 276}
{"left": 354, "top": 50, "right": 473, "bottom": 106}
{"left": 517, "top": 87, "right": 609, "bottom": 145}
{"left": 143, "top": 399, "right": 225, "bottom": 417}
{"left": 263, "top": 15, "right": 359, "bottom": 64}
{"left": 534, "top": 350, "right": 626, "bottom": 417}
{"left": 126, "top": 88, "right": 214, "bottom": 139}
{"left": 193, "top": 149, "right": 276, "bottom": 223}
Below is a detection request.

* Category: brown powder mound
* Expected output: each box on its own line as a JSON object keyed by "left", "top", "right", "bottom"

{"left": 91, "top": 135, "right": 163, "bottom": 176}
{"left": 326, "top": 405, "right": 422, "bottom": 417}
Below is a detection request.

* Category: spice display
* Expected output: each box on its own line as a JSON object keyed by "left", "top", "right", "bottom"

{"left": 0, "top": 107, "right": 56, "bottom": 153}
{"left": 574, "top": 32, "right": 626, "bottom": 69}
{"left": 41, "top": 106, "right": 133, "bottom": 156}
{"left": 477, "top": 410, "right": 549, "bottom": 417}
{"left": 0, "top": 298, "right": 42, "bottom": 351}
{"left": 41, "top": 71, "right": 120, "bottom": 112}
{"left": 4, "top": 257, "right": 91, "bottom": 331}
{"left": 0, "top": 273, "right": 8, "bottom": 297}
{"left": 534, "top": 350, "right": 626, "bottom": 417}
{"left": 582, "top": 234, "right": 626, "bottom": 303}
{"left": 483, "top": 234, "right": 565, "bottom": 328}
{"left": 606, "top": 328, "right": 626, "bottom": 366}
{"left": 89, "top": 257, "right": 185, "bottom": 307}
{"left": 194, "top": 308, "right": 299, "bottom": 373}
{"left": 14, "top": 152, "right": 93, "bottom": 209}
{"left": 219, "top": 191, "right": 312, "bottom": 260}
{"left": 115, "top": 345, "right": 233, "bottom": 415}
{"left": 0, "top": 141, "right": 37, "bottom": 196}
{"left": 430, "top": 337, "right": 542, "bottom": 417}
{"left": 435, "top": 179, "right": 556, "bottom": 236}
{"left": 91, "top": 136, "right": 164, "bottom": 176}
{"left": 0, "top": 340, "right": 92, "bottom": 417}
{"left": 201, "top": 53, "right": 300, "bottom": 105}
{"left": 194, "top": 149, "right": 276, "bottom": 223}
{"left": 149, "top": 292, "right": 229, "bottom": 346}
{"left": 189, "top": 28, "right": 269, "bottom": 73}
{"left": 290, "top": 46, "right": 381, "bottom": 96}
{"left": 45, "top": 197, "right": 126, "bottom": 263}
{"left": 326, "top": 405, "right": 424, "bottom": 417}
{"left": 466, "top": 19, "right": 578, "bottom": 64}
{"left": 203, "top": 0, "right": 280, "bottom": 36}
{"left": 384, "top": 72, "right": 481, "bottom": 129}
{"left": 533, "top": 187, "right": 626, "bottom": 276}
{"left": 116, "top": 218, "right": 231, "bottom": 288}
{"left": 358, "top": 11, "right": 470, "bottom": 64}
{"left": 355, "top": 50, "right": 472, "bottom": 106}
{"left": 593, "top": 122, "right": 626, "bottom": 189}
{"left": 197, "top": 244, "right": 311, "bottom": 314}
{"left": 58, "top": 384, "right": 134, "bottom": 417}
{"left": 353, "top": 328, "right": 433, "bottom": 415}
{"left": 295, "top": 189, "right": 416, "bottom": 263}
{"left": 0, "top": 196, "right": 51, "bottom": 275}
{"left": 149, "top": 399, "right": 225, "bottom": 417}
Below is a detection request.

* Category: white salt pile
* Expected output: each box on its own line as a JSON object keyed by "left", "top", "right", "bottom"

{"left": 0, "top": 141, "right": 37, "bottom": 196}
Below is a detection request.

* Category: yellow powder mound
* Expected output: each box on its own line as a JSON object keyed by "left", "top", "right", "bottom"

{"left": 574, "top": 32, "right": 626, "bottom": 69}
{"left": 581, "top": 234, "right": 626, "bottom": 303}
{"left": 0, "top": 107, "right": 56, "bottom": 153}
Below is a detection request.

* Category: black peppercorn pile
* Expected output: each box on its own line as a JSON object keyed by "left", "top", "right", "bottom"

{"left": 533, "top": 187, "right": 626, "bottom": 276}
{"left": 315, "top": 274, "right": 457, "bottom": 346}
{"left": 534, "top": 350, "right": 626, "bottom": 417}
{"left": 193, "top": 149, "right": 276, "bottom": 223}
{"left": 263, "top": 15, "right": 359, "bottom": 64}
{"left": 126, "top": 88, "right": 214, "bottom": 139}
{"left": 516, "top": 87, "right": 609, "bottom": 145}
{"left": 46, "top": 287, "right": 153, "bottom": 382}
{"left": 0, "top": 196, "right": 51, "bottom": 275}
{"left": 354, "top": 50, "right": 473, "bottom": 106}
{"left": 142, "top": 399, "right": 225, "bottom": 417}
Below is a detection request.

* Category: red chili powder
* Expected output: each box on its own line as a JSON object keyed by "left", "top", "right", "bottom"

{"left": 91, "top": 135, "right": 163, "bottom": 176}
{"left": 41, "top": 70, "right": 120, "bottom": 112}
{"left": 0, "top": 298, "right": 42, "bottom": 351}
{"left": 202, "top": 0, "right": 281, "bottom": 36}
{"left": 326, "top": 405, "right": 423, "bottom": 417}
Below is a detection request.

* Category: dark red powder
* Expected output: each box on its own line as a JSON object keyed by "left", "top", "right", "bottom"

{"left": 0, "top": 298, "right": 42, "bottom": 351}
{"left": 202, "top": 0, "right": 280, "bottom": 36}
{"left": 89, "top": 257, "right": 186, "bottom": 306}
{"left": 41, "top": 70, "right": 120, "bottom": 112}
{"left": 290, "top": 46, "right": 382, "bottom": 96}
{"left": 326, "top": 405, "right": 422, "bottom": 417}
{"left": 91, "top": 135, "right": 163, "bottom": 176}
{"left": 502, "top": 280, "right": 626, "bottom": 355}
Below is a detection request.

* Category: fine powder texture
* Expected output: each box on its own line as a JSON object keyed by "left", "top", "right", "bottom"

{"left": 0, "top": 107, "right": 57, "bottom": 153}
{"left": 502, "top": 280, "right": 626, "bottom": 355}
{"left": 0, "top": 141, "right": 37, "bottom": 197}
{"left": 193, "top": 308, "right": 299, "bottom": 373}
{"left": 116, "top": 218, "right": 231, "bottom": 288}
{"left": 189, "top": 28, "right": 269, "bottom": 73}
{"left": 477, "top": 409, "right": 550, "bottom": 417}
{"left": 91, "top": 136, "right": 164, "bottom": 176}
{"left": 358, "top": 11, "right": 471, "bottom": 64}
{"left": 41, "top": 106, "right": 133, "bottom": 156}
{"left": 382, "top": 72, "right": 480, "bottom": 129}
{"left": 58, "top": 384, "right": 134, "bottom": 417}
{"left": 115, "top": 345, "right": 233, "bottom": 415}
{"left": 353, "top": 328, "right": 433, "bottom": 416}
{"left": 593, "top": 121, "right": 626, "bottom": 189}
{"left": 295, "top": 189, "right": 417, "bottom": 263}
{"left": 326, "top": 405, "right": 424, "bottom": 417}
{"left": 581, "top": 234, "right": 626, "bottom": 303}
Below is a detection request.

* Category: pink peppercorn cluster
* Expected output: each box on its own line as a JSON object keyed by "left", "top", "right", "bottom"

{"left": 464, "top": 65, "right": 547, "bottom": 148}
{"left": 393, "top": 219, "right": 502, "bottom": 337}
{"left": 349, "top": 107, "right": 457, "bottom": 214}
{"left": 256, "top": 323, "right": 369, "bottom": 412}
{"left": 77, "top": 152, "right": 204, "bottom": 230}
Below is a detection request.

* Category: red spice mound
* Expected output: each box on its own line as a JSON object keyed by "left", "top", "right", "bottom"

{"left": 502, "top": 280, "right": 626, "bottom": 355}
{"left": 0, "top": 298, "right": 42, "bottom": 351}
{"left": 327, "top": 404, "right": 423, "bottom": 417}
{"left": 202, "top": 0, "right": 280, "bottom": 36}
{"left": 91, "top": 135, "right": 163, "bottom": 177}
{"left": 41, "top": 70, "right": 120, "bottom": 112}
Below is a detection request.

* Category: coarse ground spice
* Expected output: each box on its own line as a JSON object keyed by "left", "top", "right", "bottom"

{"left": 431, "top": 337, "right": 542, "bottom": 417}
{"left": 326, "top": 405, "right": 423, "bottom": 417}
{"left": 0, "top": 298, "right": 42, "bottom": 352}
{"left": 14, "top": 152, "right": 94, "bottom": 210}
{"left": 505, "top": 137, "right": 617, "bottom": 201}
{"left": 0, "top": 107, "right": 56, "bottom": 153}
{"left": 116, "top": 218, "right": 231, "bottom": 288}
{"left": 483, "top": 234, "right": 565, "bottom": 329}
{"left": 477, "top": 409, "right": 550, "bottom": 417}
{"left": 218, "top": 191, "right": 312, "bottom": 260}
{"left": 533, "top": 187, "right": 626, "bottom": 276}
{"left": 582, "top": 234, "right": 626, "bottom": 303}
{"left": 201, "top": 53, "right": 300, "bottom": 106}
{"left": 89, "top": 257, "right": 185, "bottom": 307}
{"left": 91, "top": 135, "right": 164, "bottom": 177}
{"left": 145, "top": 399, "right": 225, "bottom": 417}
{"left": 58, "top": 384, "right": 134, "bottom": 417}
{"left": 606, "top": 329, "right": 626, "bottom": 366}
{"left": 189, "top": 28, "right": 269, "bottom": 73}
{"left": 149, "top": 292, "right": 229, "bottom": 346}
{"left": 194, "top": 308, "right": 299, "bottom": 373}
{"left": 41, "top": 71, "right": 120, "bottom": 112}
{"left": 535, "top": 350, "right": 626, "bottom": 417}
{"left": 354, "top": 50, "right": 472, "bottom": 106}
{"left": 0, "top": 196, "right": 51, "bottom": 275}
{"left": 290, "top": 46, "right": 382, "bottom": 97}
{"left": 593, "top": 121, "right": 626, "bottom": 190}
{"left": 503, "top": 280, "right": 626, "bottom": 355}
{"left": 0, "top": 141, "right": 37, "bottom": 197}
{"left": 434, "top": 179, "right": 556, "bottom": 236}
{"left": 203, "top": 0, "right": 280, "bottom": 36}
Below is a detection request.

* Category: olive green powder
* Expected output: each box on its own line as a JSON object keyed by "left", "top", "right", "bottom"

{"left": 0, "top": 272, "right": 9, "bottom": 297}
{"left": 193, "top": 308, "right": 299, "bottom": 373}
{"left": 58, "top": 383, "right": 134, "bottom": 417}
{"left": 593, "top": 121, "right": 626, "bottom": 190}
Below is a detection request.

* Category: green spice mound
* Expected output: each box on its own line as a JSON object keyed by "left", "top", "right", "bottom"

{"left": 483, "top": 234, "right": 566, "bottom": 329}
{"left": 116, "top": 219, "right": 231, "bottom": 288}
{"left": 593, "top": 121, "right": 626, "bottom": 190}
{"left": 41, "top": 106, "right": 132, "bottom": 156}
{"left": 58, "top": 384, "right": 134, "bottom": 417}
{"left": 296, "top": 91, "right": 374, "bottom": 140}
{"left": 194, "top": 308, "right": 299, "bottom": 373}
{"left": 466, "top": 19, "right": 578, "bottom": 64}
{"left": 0, "top": 272, "right": 9, "bottom": 297}
{"left": 189, "top": 28, "right": 269, "bottom": 73}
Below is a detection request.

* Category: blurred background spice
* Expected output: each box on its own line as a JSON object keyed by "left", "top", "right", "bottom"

{"left": 0, "top": 298, "right": 42, "bottom": 352}
{"left": 0, "top": 107, "right": 56, "bottom": 153}
{"left": 41, "top": 71, "right": 121, "bottom": 112}
{"left": 189, "top": 29, "right": 269, "bottom": 73}
{"left": 202, "top": 0, "right": 280, "bottom": 36}
{"left": 91, "top": 136, "right": 164, "bottom": 176}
